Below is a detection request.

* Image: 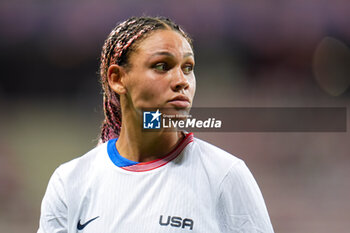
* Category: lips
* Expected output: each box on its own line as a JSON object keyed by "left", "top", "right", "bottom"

{"left": 169, "top": 95, "right": 190, "bottom": 102}
{"left": 168, "top": 95, "right": 191, "bottom": 108}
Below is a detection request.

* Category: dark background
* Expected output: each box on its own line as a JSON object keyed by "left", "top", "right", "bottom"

{"left": 1, "top": 0, "right": 350, "bottom": 232}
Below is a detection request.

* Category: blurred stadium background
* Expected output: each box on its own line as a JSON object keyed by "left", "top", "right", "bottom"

{"left": 1, "top": 0, "right": 350, "bottom": 232}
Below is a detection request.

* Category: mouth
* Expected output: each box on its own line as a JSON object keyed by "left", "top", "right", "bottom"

{"left": 168, "top": 95, "right": 191, "bottom": 108}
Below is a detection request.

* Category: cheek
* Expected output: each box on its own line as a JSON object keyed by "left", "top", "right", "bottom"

{"left": 139, "top": 84, "right": 161, "bottom": 100}
{"left": 127, "top": 73, "right": 167, "bottom": 106}
{"left": 189, "top": 75, "right": 196, "bottom": 97}
{"left": 139, "top": 77, "right": 164, "bottom": 97}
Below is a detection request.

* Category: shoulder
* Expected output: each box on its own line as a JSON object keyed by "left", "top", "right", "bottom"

{"left": 187, "top": 136, "right": 248, "bottom": 186}
{"left": 191, "top": 136, "right": 243, "bottom": 168}
{"left": 54, "top": 143, "right": 107, "bottom": 182}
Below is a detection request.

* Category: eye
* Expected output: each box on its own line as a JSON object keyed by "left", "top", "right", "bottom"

{"left": 182, "top": 64, "right": 194, "bottom": 74}
{"left": 153, "top": 62, "right": 169, "bottom": 72}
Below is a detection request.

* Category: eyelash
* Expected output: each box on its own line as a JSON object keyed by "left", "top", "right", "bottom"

{"left": 153, "top": 63, "right": 169, "bottom": 72}
{"left": 183, "top": 64, "right": 194, "bottom": 74}
{"left": 152, "top": 62, "right": 194, "bottom": 74}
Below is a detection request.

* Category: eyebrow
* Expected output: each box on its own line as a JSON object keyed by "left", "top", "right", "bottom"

{"left": 150, "top": 51, "right": 194, "bottom": 58}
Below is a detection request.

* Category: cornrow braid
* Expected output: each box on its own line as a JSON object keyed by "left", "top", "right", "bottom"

{"left": 99, "top": 16, "right": 193, "bottom": 143}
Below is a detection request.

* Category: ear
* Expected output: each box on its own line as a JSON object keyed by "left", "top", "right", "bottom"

{"left": 107, "top": 64, "right": 127, "bottom": 95}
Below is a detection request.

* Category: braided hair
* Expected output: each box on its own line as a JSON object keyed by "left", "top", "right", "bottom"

{"left": 99, "top": 16, "right": 193, "bottom": 143}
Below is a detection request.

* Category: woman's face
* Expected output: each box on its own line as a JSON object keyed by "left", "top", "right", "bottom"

{"left": 121, "top": 29, "right": 196, "bottom": 115}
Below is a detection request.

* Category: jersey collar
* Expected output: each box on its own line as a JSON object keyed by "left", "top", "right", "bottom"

{"left": 107, "top": 133, "right": 194, "bottom": 172}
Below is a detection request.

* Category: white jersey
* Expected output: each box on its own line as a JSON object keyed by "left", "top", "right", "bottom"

{"left": 38, "top": 133, "right": 274, "bottom": 233}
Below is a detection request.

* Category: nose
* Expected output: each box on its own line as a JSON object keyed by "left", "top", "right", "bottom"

{"left": 171, "top": 67, "right": 189, "bottom": 92}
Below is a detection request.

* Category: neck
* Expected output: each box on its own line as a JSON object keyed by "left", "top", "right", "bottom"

{"left": 115, "top": 109, "right": 183, "bottom": 163}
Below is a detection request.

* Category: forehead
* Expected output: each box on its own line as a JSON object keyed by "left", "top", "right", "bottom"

{"left": 136, "top": 29, "right": 193, "bottom": 57}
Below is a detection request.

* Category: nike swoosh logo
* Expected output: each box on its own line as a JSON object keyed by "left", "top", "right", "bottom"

{"left": 77, "top": 216, "right": 99, "bottom": 230}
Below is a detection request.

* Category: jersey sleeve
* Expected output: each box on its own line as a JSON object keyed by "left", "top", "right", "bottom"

{"left": 37, "top": 167, "right": 68, "bottom": 233}
{"left": 217, "top": 160, "right": 274, "bottom": 233}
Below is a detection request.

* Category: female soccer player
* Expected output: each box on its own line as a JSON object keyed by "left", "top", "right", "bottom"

{"left": 38, "top": 16, "right": 274, "bottom": 232}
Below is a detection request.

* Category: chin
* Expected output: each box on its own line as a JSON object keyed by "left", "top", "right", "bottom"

{"left": 161, "top": 107, "right": 191, "bottom": 119}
